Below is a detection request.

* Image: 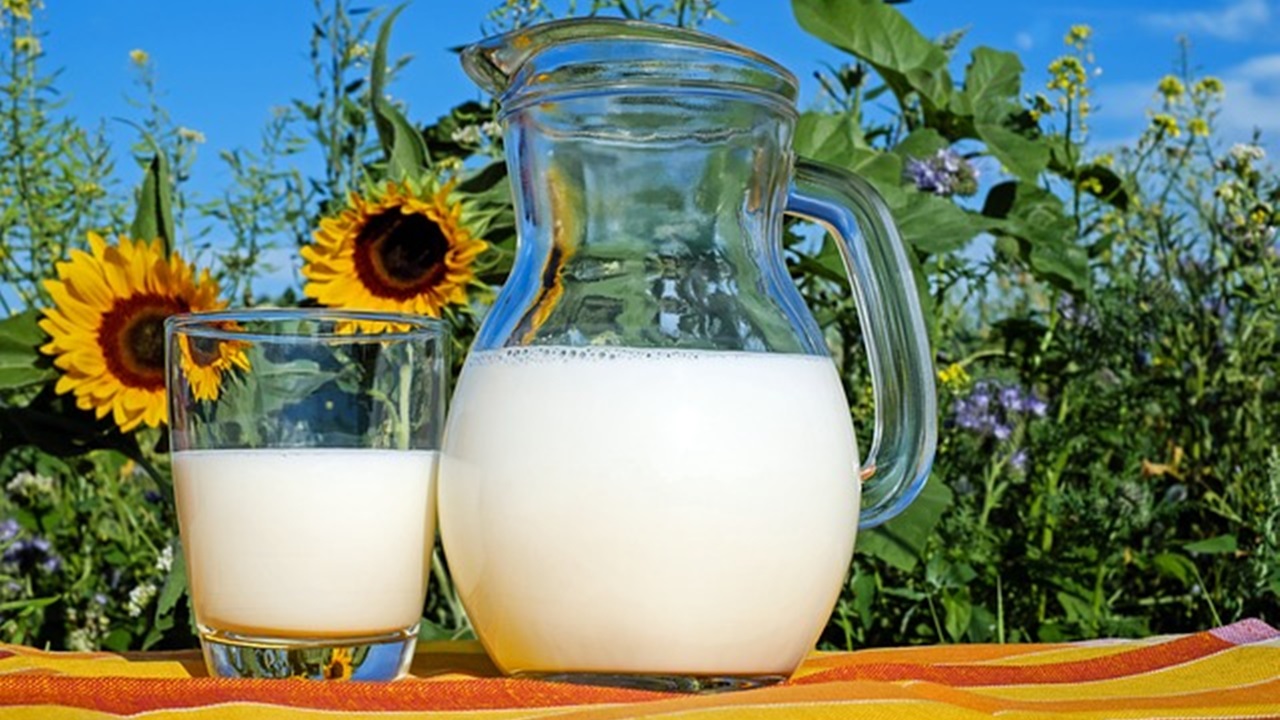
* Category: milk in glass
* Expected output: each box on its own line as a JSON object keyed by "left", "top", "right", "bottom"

{"left": 174, "top": 449, "right": 437, "bottom": 637}
{"left": 438, "top": 346, "right": 859, "bottom": 676}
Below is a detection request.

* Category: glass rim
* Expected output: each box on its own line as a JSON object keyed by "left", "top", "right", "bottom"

{"left": 165, "top": 309, "right": 448, "bottom": 343}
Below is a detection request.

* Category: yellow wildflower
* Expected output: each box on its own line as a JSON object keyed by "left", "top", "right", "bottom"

{"left": 13, "top": 35, "right": 38, "bottom": 54}
{"left": 1151, "top": 114, "right": 1181, "bottom": 138}
{"left": 129, "top": 49, "right": 149, "bottom": 66}
{"left": 1064, "top": 24, "right": 1092, "bottom": 49}
{"left": 1, "top": 0, "right": 38, "bottom": 22}
{"left": 1048, "top": 56, "right": 1087, "bottom": 94}
{"left": 1193, "top": 77, "right": 1225, "bottom": 97}
{"left": 1094, "top": 152, "right": 1115, "bottom": 168}
{"left": 1188, "top": 118, "right": 1210, "bottom": 138}
{"left": 937, "top": 362, "right": 971, "bottom": 390}
{"left": 1250, "top": 208, "right": 1270, "bottom": 227}
{"left": 1079, "top": 177, "right": 1104, "bottom": 195}
{"left": 1157, "top": 75, "right": 1186, "bottom": 102}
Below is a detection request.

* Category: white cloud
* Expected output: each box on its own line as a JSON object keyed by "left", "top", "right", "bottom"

{"left": 1091, "top": 53, "right": 1280, "bottom": 146}
{"left": 1015, "top": 31, "right": 1035, "bottom": 52}
{"left": 1142, "top": 0, "right": 1271, "bottom": 41}
{"left": 1218, "top": 56, "right": 1280, "bottom": 138}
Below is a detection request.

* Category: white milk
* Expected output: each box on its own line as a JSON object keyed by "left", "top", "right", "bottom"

{"left": 173, "top": 449, "right": 437, "bottom": 638}
{"left": 439, "top": 346, "right": 860, "bottom": 676}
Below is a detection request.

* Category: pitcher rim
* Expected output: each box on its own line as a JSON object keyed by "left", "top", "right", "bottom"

{"left": 462, "top": 17, "right": 800, "bottom": 106}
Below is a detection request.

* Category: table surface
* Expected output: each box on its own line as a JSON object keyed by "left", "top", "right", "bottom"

{"left": 1, "top": 619, "right": 1278, "bottom": 719}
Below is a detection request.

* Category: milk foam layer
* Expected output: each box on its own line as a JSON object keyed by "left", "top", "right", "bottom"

{"left": 439, "top": 346, "right": 860, "bottom": 676}
{"left": 174, "top": 449, "right": 437, "bottom": 637}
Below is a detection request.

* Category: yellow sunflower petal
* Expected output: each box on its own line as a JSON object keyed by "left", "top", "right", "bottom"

{"left": 38, "top": 232, "right": 229, "bottom": 432}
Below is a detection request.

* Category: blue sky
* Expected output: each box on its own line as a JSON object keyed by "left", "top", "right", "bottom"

{"left": 26, "top": 0, "right": 1280, "bottom": 280}
{"left": 39, "top": 1, "right": 1280, "bottom": 184}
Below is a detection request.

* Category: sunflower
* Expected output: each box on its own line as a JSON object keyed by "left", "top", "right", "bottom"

{"left": 301, "top": 179, "right": 487, "bottom": 318}
{"left": 178, "top": 325, "right": 250, "bottom": 402}
{"left": 322, "top": 647, "right": 355, "bottom": 681}
{"left": 38, "top": 233, "right": 226, "bottom": 432}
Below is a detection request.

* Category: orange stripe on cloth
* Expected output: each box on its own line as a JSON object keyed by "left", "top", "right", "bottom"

{"left": 791, "top": 628, "right": 1236, "bottom": 686}
{"left": 0, "top": 675, "right": 668, "bottom": 715}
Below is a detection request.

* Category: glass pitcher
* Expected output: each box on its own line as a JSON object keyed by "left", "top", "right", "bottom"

{"left": 438, "top": 18, "right": 937, "bottom": 691}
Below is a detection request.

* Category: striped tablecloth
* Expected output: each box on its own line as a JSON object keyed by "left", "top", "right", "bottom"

{"left": 1, "top": 619, "right": 1277, "bottom": 718}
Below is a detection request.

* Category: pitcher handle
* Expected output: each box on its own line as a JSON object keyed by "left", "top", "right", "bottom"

{"left": 786, "top": 158, "right": 937, "bottom": 529}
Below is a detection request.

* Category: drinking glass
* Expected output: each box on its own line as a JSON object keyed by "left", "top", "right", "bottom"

{"left": 165, "top": 310, "right": 447, "bottom": 681}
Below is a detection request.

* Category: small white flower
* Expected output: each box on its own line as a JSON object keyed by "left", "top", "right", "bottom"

{"left": 126, "top": 582, "right": 157, "bottom": 618}
{"left": 6, "top": 470, "right": 55, "bottom": 500}
{"left": 480, "top": 120, "right": 503, "bottom": 138}
{"left": 67, "top": 628, "right": 95, "bottom": 652}
{"left": 1229, "top": 143, "right": 1266, "bottom": 165}
{"left": 450, "top": 125, "right": 483, "bottom": 145}
{"left": 155, "top": 544, "right": 174, "bottom": 573}
{"left": 177, "top": 127, "right": 206, "bottom": 144}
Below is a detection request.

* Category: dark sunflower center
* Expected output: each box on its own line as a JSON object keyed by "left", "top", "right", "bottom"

{"left": 186, "top": 336, "right": 222, "bottom": 368}
{"left": 353, "top": 210, "right": 450, "bottom": 300}
{"left": 99, "top": 295, "right": 188, "bottom": 391}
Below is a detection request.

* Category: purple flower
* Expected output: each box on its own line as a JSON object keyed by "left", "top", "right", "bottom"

{"left": 93, "top": 593, "right": 109, "bottom": 606}
{"left": 951, "top": 381, "right": 1048, "bottom": 441}
{"left": 904, "top": 148, "right": 979, "bottom": 197}
{"left": 1010, "top": 448, "right": 1029, "bottom": 472}
{"left": 0, "top": 518, "right": 17, "bottom": 542}
{"left": 143, "top": 490, "right": 163, "bottom": 504}
{"left": 999, "top": 386, "right": 1025, "bottom": 412}
{"left": 2, "top": 534, "right": 60, "bottom": 572}
{"left": 905, "top": 157, "right": 949, "bottom": 194}
{"left": 1024, "top": 395, "right": 1048, "bottom": 418}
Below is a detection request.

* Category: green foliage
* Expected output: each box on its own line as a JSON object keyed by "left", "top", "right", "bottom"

{"left": 0, "top": 0, "right": 1277, "bottom": 656}
{"left": 0, "top": 13, "right": 121, "bottom": 313}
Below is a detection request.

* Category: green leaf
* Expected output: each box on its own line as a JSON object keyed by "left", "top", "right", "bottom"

{"left": 792, "top": 0, "right": 952, "bottom": 109}
{"left": 976, "top": 122, "right": 1048, "bottom": 184}
{"left": 963, "top": 48, "right": 1023, "bottom": 121}
{"left": 894, "top": 128, "right": 949, "bottom": 161}
{"left": 1055, "top": 591, "right": 1093, "bottom": 624}
{"left": 382, "top": 103, "right": 431, "bottom": 180}
{"left": 1152, "top": 551, "right": 1197, "bottom": 586}
{"left": 793, "top": 115, "right": 904, "bottom": 204}
{"left": 941, "top": 589, "right": 973, "bottom": 642}
{"left": 1075, "top": 163, "right": 1131, "bottom": 211}
{"left": 1029, "top": 241, "right": 1089, "bottom": 292}
{"left": 102, "top": 629, "right": 133, "bottom": 653}
{"left": 0, "top": 596, "right": 57, "bottom": 613}
{"left": 796, "top": 111, "right": 856, "bottom": 163}
{"left": 857, "top": 478, "right": 953, "bottom": 571}
{"left": 983, "top": 182, "right": 1087, "bottom": 291}
{"left": 370, "top": 4, "right": 406, "bottom": 152}
{"left": 0, "top": 310, "right": 54, "bottom": 391}
{"left": 1185, "top": 535, "right": 1238, "bottom": 555}
{"left": 850, "top": 571, "right": 876, "bottom": 628}
{"left": 370, "top": 4, "right": 428, "bottom": 179}
{"left": 130, "top": 149, "right": 176, "bottom": 255}
{"left": 893, "top": 192, "right": 981, "bottom": 254}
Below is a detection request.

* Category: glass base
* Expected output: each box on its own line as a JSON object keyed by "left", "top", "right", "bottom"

{"left": 198, "top": 624, "right": 418, "bottom": 681}
{"left": 517, "top": 671, "right": 787, "bottom": 694}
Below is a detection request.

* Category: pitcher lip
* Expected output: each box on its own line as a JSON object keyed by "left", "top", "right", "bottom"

{"left": 462, "top": 17, "right": 799, "bottom": 108}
